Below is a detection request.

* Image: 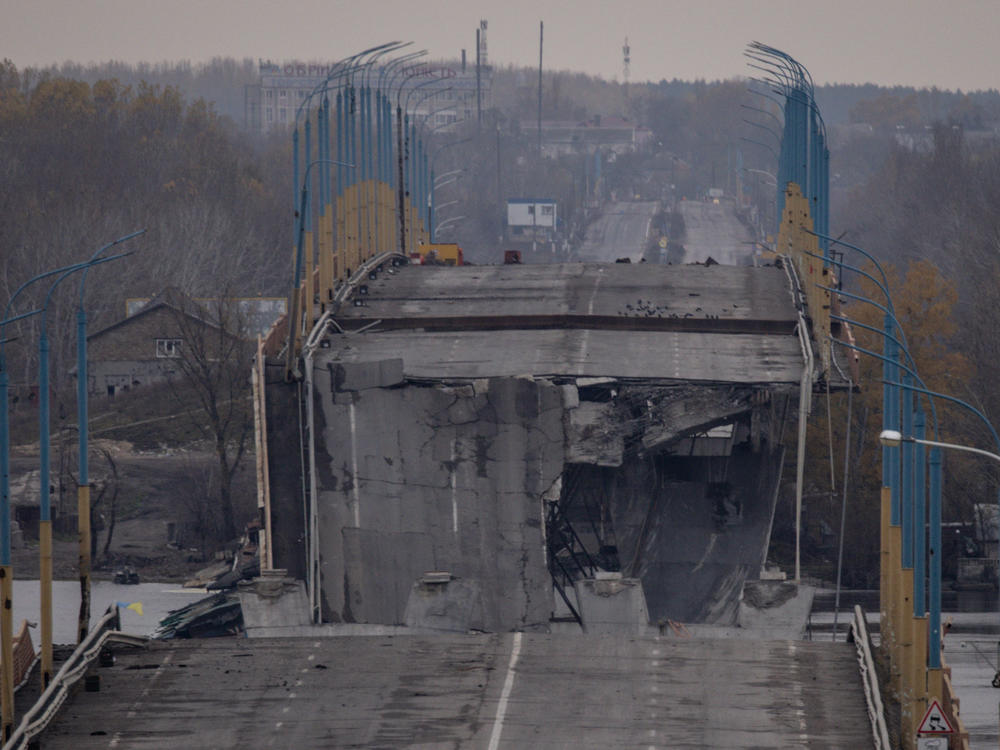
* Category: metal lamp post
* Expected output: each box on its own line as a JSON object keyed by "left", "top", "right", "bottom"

{"left": 879, "top": 429, "right": 1000, "bottom": 685}
{"left": 824, "top": 239, "right": 1000, "bottom": 741}
{"left": 430, "top": 135, "right": 472, "bottom": 243}
{"left": 0, "top": 308, "right": 42, "bottom": 741}
{"left": 0, "top": 252, "right": 130, "bottom": 736}
{"left": 36, "top": 250, "right": 134, "bottom": 686}
{"left": 75, "top": 230, "right": 145, "bottom": 644}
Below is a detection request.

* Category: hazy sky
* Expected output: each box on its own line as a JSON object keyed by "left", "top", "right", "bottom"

{"left": 3, "top": 0, "right": 998, "bottom": 91}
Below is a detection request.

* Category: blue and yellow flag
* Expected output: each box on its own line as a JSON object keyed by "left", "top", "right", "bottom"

{"left": 115, "top": 601, "right": 144, "bottom": 616}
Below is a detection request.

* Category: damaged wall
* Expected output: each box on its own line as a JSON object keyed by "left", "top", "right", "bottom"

{"left": 311, "top": 365, "right": 564, "bottom": 631}
{"left": 557, "top": 387, "right": 789, "bottom": 625}
{"left": 265, "top": 356, "right": 795, "bottom": 632}
{"left": 264, "top": 360, "right": 308, "bottom": 581}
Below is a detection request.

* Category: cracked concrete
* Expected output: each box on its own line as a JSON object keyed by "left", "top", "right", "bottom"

{"left": 265, "top": 353, "right": 792, "bottom": 634}
{"left": 313, "top": 368, "right": 561, "bottom": 631}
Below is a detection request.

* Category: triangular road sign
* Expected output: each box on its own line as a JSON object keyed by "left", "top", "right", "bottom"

{"left": 917, "top": 699, "right": 955, "bottom": 735}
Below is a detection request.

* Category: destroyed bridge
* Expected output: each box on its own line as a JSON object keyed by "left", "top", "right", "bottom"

{"left": 256, "top": 187, "right": 847, "bottom": 635}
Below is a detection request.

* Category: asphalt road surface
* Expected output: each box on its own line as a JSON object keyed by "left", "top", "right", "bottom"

{"left": 36, "top": 632, "right": 872, "bottom": 749}
{"left": 577, "top": 201, "right": 659, "bottom": 263}
{"left": 678, "top": 199, "right": 756, "bottom": 266}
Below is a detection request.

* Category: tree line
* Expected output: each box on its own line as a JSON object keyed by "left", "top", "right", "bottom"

{"left": 783, "top": 124, "right": 1000, "bottom": 585}
{"left": 0, "top": 59, "right": 290, "bottom": 393}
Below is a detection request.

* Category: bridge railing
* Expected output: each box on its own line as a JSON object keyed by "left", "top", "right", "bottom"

{"left": 850, "top": 605, "right": 891, "bottom": 749}
{"left": 3, "top": 606, "right": 147, "bottom": 750}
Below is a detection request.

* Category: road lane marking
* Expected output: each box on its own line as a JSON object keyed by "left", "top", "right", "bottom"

{"left": 787, "top": 642, "right": 809, "bottom": 740}
{"left": 349, "top": 403, "right": 361, "bottom": 527}
{"left": 487, "top": 632, "right": 523, "bottom": 750}
{"left": 110, "top": 651, "right": 173, "bottom": 748}
{"left": 451, "top": 439, "right": 459, "bottom": 535}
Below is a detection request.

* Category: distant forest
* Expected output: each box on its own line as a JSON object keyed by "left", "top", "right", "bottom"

{"left": 27, "top": 56, "right": 1000, "bottom": 130}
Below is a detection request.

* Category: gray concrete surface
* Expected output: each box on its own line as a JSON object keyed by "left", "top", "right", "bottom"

{"left": 577, "top": 201, "right": 659, "bottom": 262}
{"left": 35, "top": 632, "right": 873, "bottom": 749}
{"left": 338, "top": 262, "right": 797, "bottom": 324}
{"left": 679, "top": 199, "right": 756, "bottom": 265}
{"left": 265, "top": 259, "right": 808, "bottom": 635}
{"left": 320, "top": 328, "right": 804, "bottom": 383}
{"left": 327, "top": 262, "right": 805, "bottom": 384}
{"left": 313, "top": 376, "right": 560, "bottom": 630}
{"left": 239, "top": 576, "right": 312, "bottom": 635}
{"left": 808, "top": 596, "right": 1000, "bottom": 748}
{"left": 574, "top": 575, "right": 650, "bottom": 634}
{"left": 607, "top": 449, "right": 785, "bottom": 624}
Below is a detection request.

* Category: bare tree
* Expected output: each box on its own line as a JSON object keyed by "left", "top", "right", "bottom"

{"left": 93, "top": 447, "right": 120, "bottom": 560}
{"left": 166, "top": 292, "right": 253, "bottom": 542}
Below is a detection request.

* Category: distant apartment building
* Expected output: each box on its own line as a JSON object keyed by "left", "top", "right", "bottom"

{"left": 532, "top": 115, "right": 654, "bottom": 158}
{"left": 245, "top": 59, "right": 492, "bottom": 134}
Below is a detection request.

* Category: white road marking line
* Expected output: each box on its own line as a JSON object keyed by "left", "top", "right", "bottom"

{"left": 110, "top": 651, "right": 173, "bottom": 748}
{"left": 349, "top": 403, "right": 361, "bottom": 527}
{"left": 587, "top": 271, "right": 603, "bottom": 315}
{"left": 787, "top": 642, "right": 809, "bottom": 738}
{"left": 487, "top": 632, "right": 523, "bottom": 750}
{"left": 451, "top": 439, "right": 459, "bottom": 535}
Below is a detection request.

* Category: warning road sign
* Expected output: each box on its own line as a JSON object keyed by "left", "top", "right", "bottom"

{"left": 917, "top": 699, "right": 954, "bottom": 735}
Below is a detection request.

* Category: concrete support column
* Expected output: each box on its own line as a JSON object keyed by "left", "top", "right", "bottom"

{"left": 899, "top": 568, "right": 914, "bottom": 750}
{"left": 911, "top": 614, "right": 928, "bottom": 738}
{"left": 0, "top": 566, "right": 12, "bottom": 739}
{"left": 889, "top": 523, "right": 903, "bottom": 689}
{"left": 77, "top": 483, "right": 92, "bottom": 644}
{"left": 880, "top": 486, "right": 891, "bottom": 648}
{"left": 40, "top": 519, "right": 52, "bottom": 686}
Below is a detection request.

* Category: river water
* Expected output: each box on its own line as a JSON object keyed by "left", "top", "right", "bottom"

{"left": 10, "top": 580, "right": 210, "bottom": 644}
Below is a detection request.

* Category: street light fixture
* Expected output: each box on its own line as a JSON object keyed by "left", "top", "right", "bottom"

{"left": 75, "top": 230, "right": 145, "bottom": 644}
{"left": 880, "top": 429, "right": 1000, "bottom": 463}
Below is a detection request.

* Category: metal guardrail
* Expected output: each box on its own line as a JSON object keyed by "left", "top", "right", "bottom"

{"left": 940, "top": 653, "right": 971, "bottom": 750}
{"left": 3, "top": 606, "right": 149, "bottom": 750}
{"left": 11, "top": 622, "right": 36, "bottom": 693}
{"left": 850, "top": 605, "right": 891, "bottom": 750}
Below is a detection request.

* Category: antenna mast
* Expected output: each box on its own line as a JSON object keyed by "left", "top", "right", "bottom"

{"left": 623, "top": 36, "right": 631, "bottom": 103}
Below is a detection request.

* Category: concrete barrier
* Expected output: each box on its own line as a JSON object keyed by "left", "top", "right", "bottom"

{"left": 573, "top": 575, "right": 649, "bottom": 634}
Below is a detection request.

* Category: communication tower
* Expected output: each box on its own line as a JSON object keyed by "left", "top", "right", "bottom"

{"left": 623, "top": 37, "right": 631, "bottom": 101}
{"left": 479, "top": 20, "right": 489, "bottom": 67}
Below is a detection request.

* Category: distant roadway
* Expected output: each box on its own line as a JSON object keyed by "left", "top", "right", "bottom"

{"left": 576, "top": 201, "right": 659, "bottom": 263}
{"left": 677, "top": 198, "right": 756, "bottom": 266}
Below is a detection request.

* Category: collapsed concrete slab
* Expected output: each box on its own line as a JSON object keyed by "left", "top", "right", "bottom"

{"left": 404, "top": 574, "right": 485, "bottom": 632}
{"left": 263, "top": 262, "right": 814, "bottom": 632}
{"left": 312, "top": 374, "right": 562, "bottom": 631}
{"left": 574, "top": 574, "right": 650, "bottom": 635}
